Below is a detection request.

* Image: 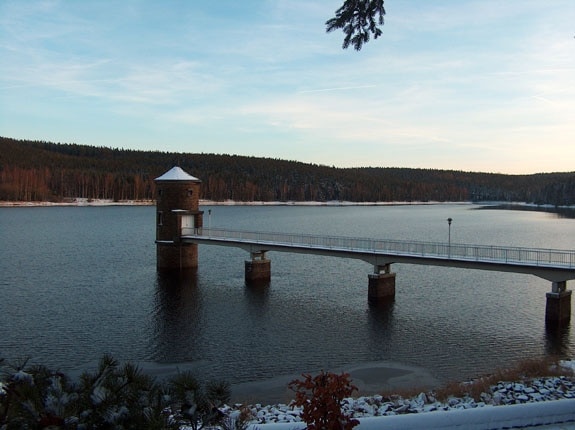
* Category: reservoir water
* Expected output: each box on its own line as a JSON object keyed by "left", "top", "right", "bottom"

{"left": 1, "top": 204, "right": 574, "bottom": 394}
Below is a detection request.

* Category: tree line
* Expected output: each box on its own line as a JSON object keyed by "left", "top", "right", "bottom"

{"left": 1, "top": 137, "right": 574, "bottom": 205}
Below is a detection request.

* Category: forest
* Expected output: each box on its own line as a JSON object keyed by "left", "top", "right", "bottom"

{"left": 1, "top": 136, "right": 574, "bottom": 205}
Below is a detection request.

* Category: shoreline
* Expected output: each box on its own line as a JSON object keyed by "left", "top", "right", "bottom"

{"left": 0, "top": 198, "right": 156, "bottom": 207}
{"left": 0, "top": 198, "right": 470, "bottom": 208}
{"left": 69, "top": 359, "right": 440, "bottom": 405}
{"left": 1, "top": 198, "right": 574, "bottom": 210}
{"left": 115, "top": 359, "right": 575, "bottom": 427}
{"left": 228, "top": 361, "right": 441, "bottom": 405}
{"left": 8, "top": 358, "right": 575, "bottom": 428}
{"left": 226, "top": 360, "right": 575, "bottom": 427}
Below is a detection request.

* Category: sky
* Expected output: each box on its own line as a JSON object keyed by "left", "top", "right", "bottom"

{"left": 1, "top": 1, "right": 574, "bottom": 174}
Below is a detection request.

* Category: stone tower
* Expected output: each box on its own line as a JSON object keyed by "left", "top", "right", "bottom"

{"left": 155, "top": 166, "right": 203, "bottom": 270}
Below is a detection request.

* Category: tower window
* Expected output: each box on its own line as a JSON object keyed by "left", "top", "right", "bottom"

{"left": 157, "top": 211, "right": 163, "bottom": 226}
{"left": 187, "top": 189, "right": 193, "bottom": 196}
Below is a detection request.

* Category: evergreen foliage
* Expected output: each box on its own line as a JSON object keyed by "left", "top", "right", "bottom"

{"left": 1, "top": 136, "right": 574, "bottom": 205}
{"left": 326, "top": 0, "right": 386, "bottom": 50}
{"left": 0, "top": 354, "right": 231, "bottom": 429}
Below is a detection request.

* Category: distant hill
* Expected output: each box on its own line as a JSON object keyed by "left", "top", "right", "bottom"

{"left": 1, "top": 136, "right": 574, "bottom": 205}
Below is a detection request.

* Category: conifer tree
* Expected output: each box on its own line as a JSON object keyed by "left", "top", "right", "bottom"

{"left": 327, "top": 0, "right": 386, "bottom": 50}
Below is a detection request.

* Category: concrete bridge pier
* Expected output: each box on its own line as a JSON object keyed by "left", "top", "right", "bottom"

{"left": 368, "top": 264, "right": 396, "bottom": 303}
{"left": 546, "top": 281, "right": 571, "bottom": 325}
{"left": 245, "top": 251, "right": 271, "bottom": 285}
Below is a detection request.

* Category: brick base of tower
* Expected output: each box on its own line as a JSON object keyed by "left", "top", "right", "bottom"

{"left": 157, "top": 243, "right": 198, "bottom": 270}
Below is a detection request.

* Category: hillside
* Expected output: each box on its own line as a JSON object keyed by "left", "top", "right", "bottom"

{"left": 1, "top": 137, "right": 574, "bottom": 205}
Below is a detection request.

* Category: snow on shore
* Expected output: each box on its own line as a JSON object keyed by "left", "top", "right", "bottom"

{"left": 0, "top": 198, "right": 155, "bottom": 207}
{"left": 214, "top": 361, "right": 575, "bottom": 429}
{"left": 2, "top": 199, "right": 574, "bottom": 210}
{"left": 236, "top": 399, "right": 575, "bottom": 429}
{"left": 0, "top": 198, "right": 472, "bottom": 207}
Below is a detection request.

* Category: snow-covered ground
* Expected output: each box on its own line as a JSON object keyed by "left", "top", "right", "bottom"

{"left": 233, "top": 400, "right": 575, "bottom": 429}
{"left": 213, "top": 360, "right": 575, "bottom": 430}
{"left": 0, "top": 198, "right": 463, "bottom": 207}
{"left": 0, "top": 198, "right": 155, "bottom": 207}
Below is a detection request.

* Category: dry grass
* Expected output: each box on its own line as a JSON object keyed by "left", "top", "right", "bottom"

{"left": 233, "top": 357, "right": 573, "bottom": 408}
{"left": 433, "top": 356, "right": 574, "bottom": 402}
{"left": 220, "top": 405, "right": 254, "bottom": 430}
{"left": 378, "top": 385, "right": 431, "bottom": 401}
{"left": 434, "top": 378, "right": 495, "bottom": 402}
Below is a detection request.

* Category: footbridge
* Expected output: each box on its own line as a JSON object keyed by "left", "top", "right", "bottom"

{"left": 153, "top": 166, "right": 574, "bottom": 325}
{"left": 180, "top": 227, "right": 575, "bottom": 324}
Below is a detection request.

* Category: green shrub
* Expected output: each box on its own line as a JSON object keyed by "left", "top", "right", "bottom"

{"left": 170, "top": 371, "right": 230, "bottom": 430}
{"left": 0, "top": 354, "right": 230, "bottom": 430}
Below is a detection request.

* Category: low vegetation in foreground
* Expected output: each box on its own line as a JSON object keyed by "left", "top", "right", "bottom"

{"left": 1, "top": 355, "right": 574, "bottom": 429}
{"left": 0, "top": 354, "right": 231, "bottom": 429}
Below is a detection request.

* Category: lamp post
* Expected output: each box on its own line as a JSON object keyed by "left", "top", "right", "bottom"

{"left": 447, "top": 217, "right": 453, "bottom": 258}
{"left": 208, "top": 209, "right": 212, "bottom": 235}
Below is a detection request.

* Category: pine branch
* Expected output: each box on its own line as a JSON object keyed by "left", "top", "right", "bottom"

{"left": 326, "top": 0, "right": 386, "bottom": 51}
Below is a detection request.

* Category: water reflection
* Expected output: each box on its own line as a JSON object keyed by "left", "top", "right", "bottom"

{"left": 366, "top": 300, "right": 395, "bottom": 356}
{"left": 244, "top": 283, "right": 270, "bottom": 312}
{"left": 368, "top": 300, "right": 395, "bottom": 323}
{"left": 152, "top": 271, "right": 204, "bottom": 362}
{"left": 545, "top": 321, "right": 572, "bottom": 357}
{"left": 4, "top": 205, "right": 575, "bottom": 391}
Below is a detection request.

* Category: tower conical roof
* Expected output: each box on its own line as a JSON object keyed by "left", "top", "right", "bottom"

{"left": 155, "top": 166, "right": 200, "bottom": 182}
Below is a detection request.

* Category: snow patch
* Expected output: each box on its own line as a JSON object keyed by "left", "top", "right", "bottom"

{"left": 215, "top": 369, "right": 575, "bottom": 429}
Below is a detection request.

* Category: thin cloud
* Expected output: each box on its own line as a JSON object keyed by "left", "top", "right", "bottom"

{"left": 1, "top": 0, "right": 574, "bottom": 174}
{"left": 298, "top": 85, "right": 377, "bottom": 94}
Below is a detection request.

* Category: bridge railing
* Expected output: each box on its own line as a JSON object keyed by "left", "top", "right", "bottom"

{"left": 183, "top": 228, "right": 575, "bottom": 269}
